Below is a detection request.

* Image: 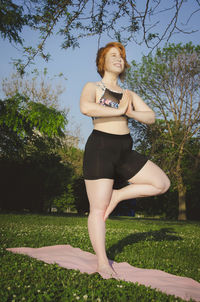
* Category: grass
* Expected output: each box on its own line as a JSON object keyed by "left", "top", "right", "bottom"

{"left": 0, "top": 213, "right": 200, "bottom": 302}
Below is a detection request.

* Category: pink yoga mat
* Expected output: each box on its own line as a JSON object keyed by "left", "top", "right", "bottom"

{"left": 6, "top": 244, "right": 200, "bottom": 301}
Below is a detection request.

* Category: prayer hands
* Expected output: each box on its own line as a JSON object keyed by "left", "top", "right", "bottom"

{"left": 118, "top": 90, "right": 131, "bottom": 114}
{"left": 125, "top": 90, "right": 134, "bottom": 117}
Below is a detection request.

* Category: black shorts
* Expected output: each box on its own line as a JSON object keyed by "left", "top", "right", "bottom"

{"left": 83, "top": 130, "right": 148, "bottom": 181}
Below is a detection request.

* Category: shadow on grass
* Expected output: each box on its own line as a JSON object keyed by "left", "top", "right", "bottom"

{"left": 107, "top": 227, "right": 182, "bottom": 259}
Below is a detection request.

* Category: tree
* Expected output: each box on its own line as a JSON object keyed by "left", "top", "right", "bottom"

{"left": 0, "top": 69, "right": 69, "bottom": 157}
{"left": 0, "top": 152, "right": 73, "bottom": 212}
{"left": 129, "top": 119, "right": 200, "bottom": 219}
{"left": 53, "top": 137, "right": 84, "bottom": 213}
{"left": 73, "top": 176, "right": 89, "bottom": 214}
{"left": 0, "top": 70, "right": 84, "bottom": 213}
{"left": 1, "top": 69, "right": 66, "bottom": 109}
{"left": 0, "top": 0, "right": 29, "bottom": 44}
{"left": 0, "top": 94, "right": 67, "bottom": 157}
{"left": 0, "top": 93, "right": 72, "bottom": 212}
{"left": 126, "top": 43, "right": 200, "bottom": 220}
{"left": 1, "top": 0, "right": 199, "bottom": 73}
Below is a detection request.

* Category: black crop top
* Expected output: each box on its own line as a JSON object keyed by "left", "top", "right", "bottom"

{"left": 92, "top": 82, "right": 124, "bottom": 120}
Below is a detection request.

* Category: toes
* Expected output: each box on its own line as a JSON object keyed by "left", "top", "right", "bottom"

{"left": 97, "top": 265, "right": 118, "bottom": 279}
{"left": 99, "top": 270, "right": 118, "bottom": 279}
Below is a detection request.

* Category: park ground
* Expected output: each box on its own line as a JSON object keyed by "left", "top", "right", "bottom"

{"left": 0, "top": 213, "right": 200, "bottom": 302}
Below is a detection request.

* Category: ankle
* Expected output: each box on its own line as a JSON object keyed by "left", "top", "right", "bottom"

{"left": 97, "top": 257, "right": 109, "bottom": 267}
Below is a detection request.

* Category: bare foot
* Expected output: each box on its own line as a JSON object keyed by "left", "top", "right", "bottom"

{"left": 97, "top": 263, "right": 118, "bottom": 279}
{"left": 104, "top": 190, "right": 119, "bottom": 221}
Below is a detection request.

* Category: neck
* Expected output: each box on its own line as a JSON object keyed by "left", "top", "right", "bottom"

{"left": 102, "top": 72, "right": 119, "bottom": 86}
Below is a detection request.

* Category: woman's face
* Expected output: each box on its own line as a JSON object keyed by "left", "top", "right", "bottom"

{"left": 104, "top": 47, "right": 125, "bottom": 75}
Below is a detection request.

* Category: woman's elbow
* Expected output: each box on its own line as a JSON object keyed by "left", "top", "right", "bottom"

{"left": 80, "top": 105, "right": 89, "bottom": 116}
{"left": 147, "top": 112, "right": 156, "bottom": 124}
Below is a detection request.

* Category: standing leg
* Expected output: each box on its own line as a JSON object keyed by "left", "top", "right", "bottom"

{"left": 104, "top": 160, "right": 170, "bottom": 220}
{"left": 85, "top": 178, "right": 116, "bottom": 275}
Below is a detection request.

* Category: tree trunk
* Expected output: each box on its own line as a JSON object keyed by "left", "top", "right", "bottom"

{"left": 175, "top": 142, "right": 187, "bottom": 220}
{"left": 177, "top": 176, "right": 187, "bottom": 220}
{"left": 176, "top": 155, "right": 187, "bottom": 220}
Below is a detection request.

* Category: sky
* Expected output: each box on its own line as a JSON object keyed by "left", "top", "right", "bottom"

{"left": 0, "top": 0, "right": 199, "bottom": 149}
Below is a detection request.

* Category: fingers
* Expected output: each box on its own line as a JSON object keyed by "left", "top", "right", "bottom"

{"left": 122, "top": 90, "right": 133, "bottom": 116}
{"left": 118, "top": 90, "right": 131, "bottom": 114}
{"left": 122, "top": 90, "right": 131, "bottom": 102}
{"left": 125, "top": 89, "right": 132, "bottom": 99}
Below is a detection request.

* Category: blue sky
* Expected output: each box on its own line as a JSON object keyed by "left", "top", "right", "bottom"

{"left": 0, "top": 1, "right": 199, "bottom": 149}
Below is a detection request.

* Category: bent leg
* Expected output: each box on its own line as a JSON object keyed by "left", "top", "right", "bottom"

{"left": 104, "top": 160, "right": 170, "bottom": 220}
{"left": 85, "top": 178, "right": 117, "bottom": 275}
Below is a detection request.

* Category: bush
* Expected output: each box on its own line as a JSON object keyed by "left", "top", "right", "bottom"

{"left": 0, "top": 155, "right": 72, "bottom": 213}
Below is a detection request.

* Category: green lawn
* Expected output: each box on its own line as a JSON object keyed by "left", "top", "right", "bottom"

{"left": 0, "top": 213, "right": 200, "bottom": 302}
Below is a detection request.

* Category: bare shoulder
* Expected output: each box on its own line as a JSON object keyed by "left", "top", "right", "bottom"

{"left": 80, "top": 82, "right": 97, "bottom": 105}
{"left": 82, "top": 81, "right": 97, "bottom": 91}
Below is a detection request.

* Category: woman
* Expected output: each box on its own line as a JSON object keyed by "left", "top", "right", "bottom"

{"left": 80, "top": 42, "right": 170, "bottom": 277}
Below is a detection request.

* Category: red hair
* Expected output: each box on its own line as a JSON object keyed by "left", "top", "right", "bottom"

{"left": 96, "top": 42, "right": 130, "bottom": 81}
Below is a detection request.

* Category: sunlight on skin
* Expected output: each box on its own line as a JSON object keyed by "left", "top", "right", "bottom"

{"left": 82, "top": 44, "right": 170, "bottom": 276}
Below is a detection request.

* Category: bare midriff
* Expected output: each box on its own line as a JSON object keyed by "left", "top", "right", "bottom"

{"left": 93, "top": 116, "right": 130, "bottom": 135}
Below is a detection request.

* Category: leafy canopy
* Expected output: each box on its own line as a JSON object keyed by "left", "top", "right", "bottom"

{"left": 0, "top": 93, "right": 67, "bottom": 138}
{"left": 1, "top": 0, "right": 200, "bottom": 73}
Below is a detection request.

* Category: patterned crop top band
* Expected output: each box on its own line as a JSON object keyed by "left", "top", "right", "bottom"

{"left": 92, "top": 81, "right": 125, "bottom": 120}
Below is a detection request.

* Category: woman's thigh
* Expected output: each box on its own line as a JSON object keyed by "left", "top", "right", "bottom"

{"left": 85, "top": 179, "right": 114, "bottom": 211}
{"left": 128, "top": 160, "right": 170, "bottom": 190}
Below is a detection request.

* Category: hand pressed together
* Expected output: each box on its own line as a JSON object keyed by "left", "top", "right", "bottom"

{"left": 118, "top": 90, "right": 133, "bottom": 116}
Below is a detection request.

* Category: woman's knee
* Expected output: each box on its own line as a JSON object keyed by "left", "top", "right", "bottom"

{"left": 89, "top": 207, "right": 106, "bottom": 219}
{"left": 156, "top": 175, "right": 170, "bottom": 194}
{"left": 145, "top": 161, "right": 170, "bottom": 194}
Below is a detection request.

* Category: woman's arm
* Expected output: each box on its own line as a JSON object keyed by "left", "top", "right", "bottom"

{"left": 125, "top": 90, "right": 155, "bottom": 124}
{"left": 80, "top": 82, "right": 128, "bottom": 117}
